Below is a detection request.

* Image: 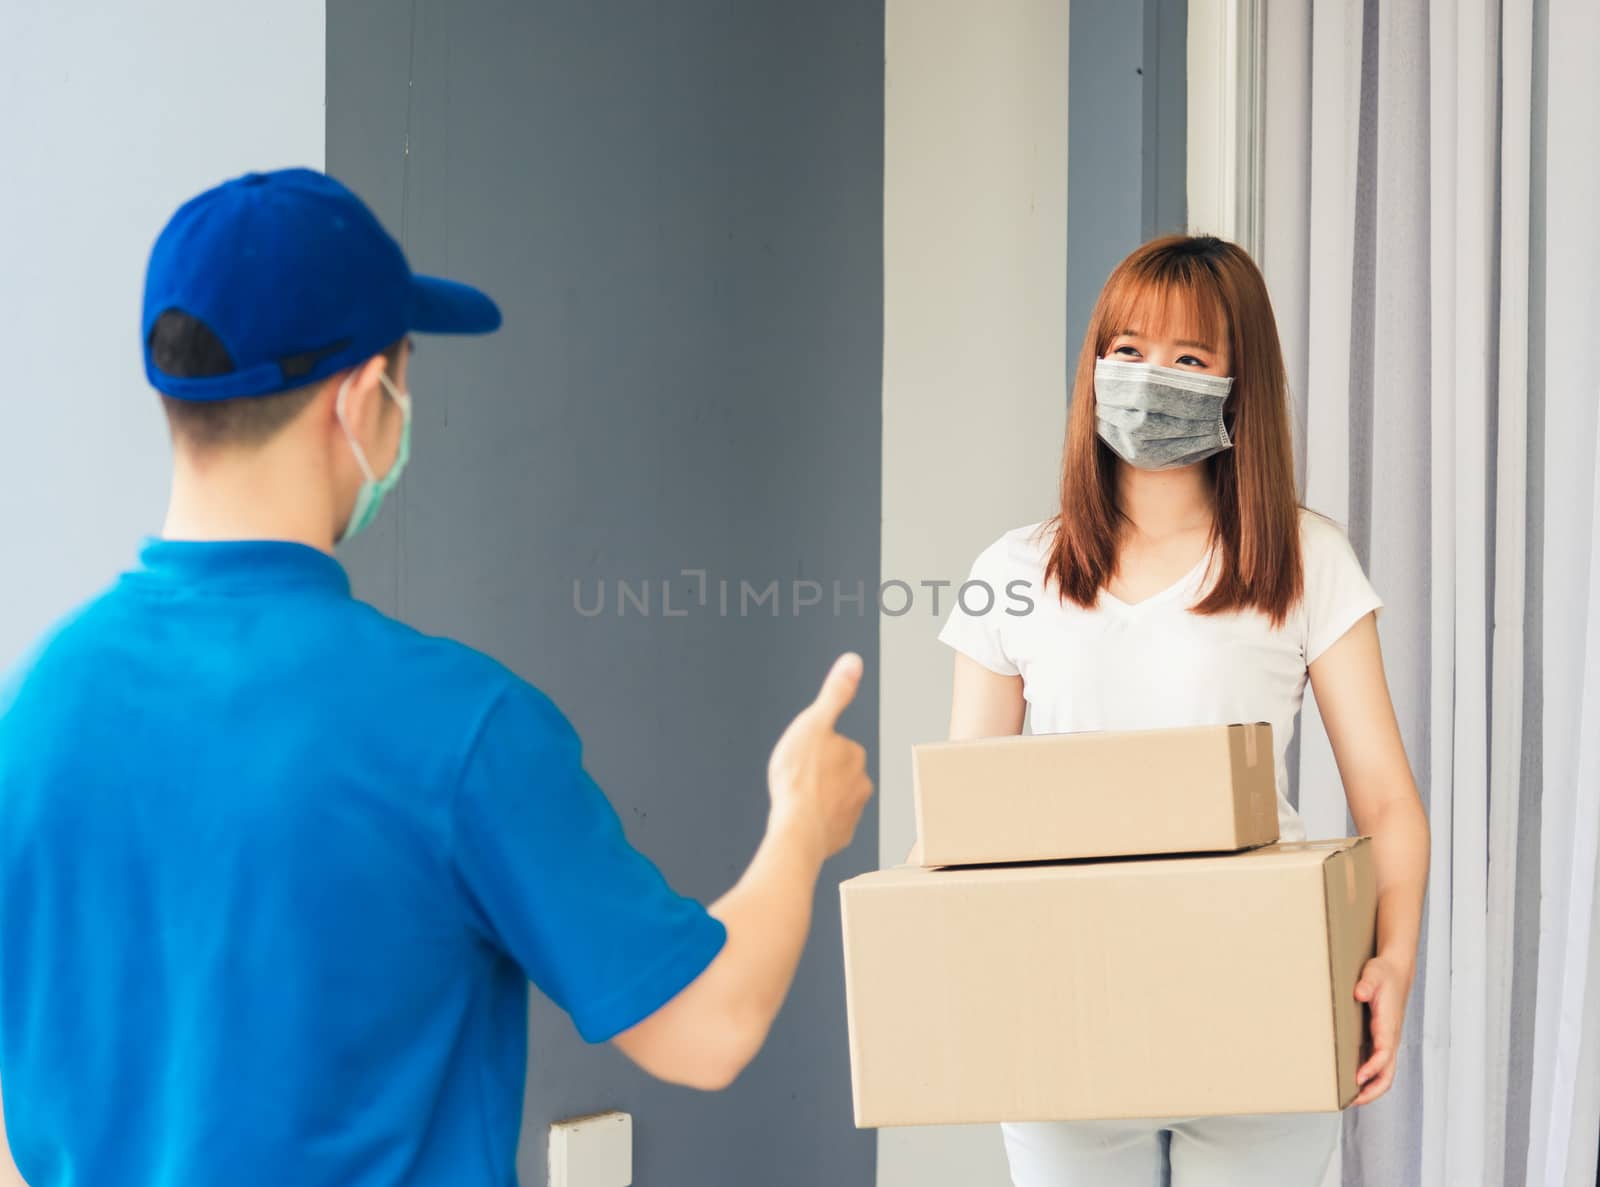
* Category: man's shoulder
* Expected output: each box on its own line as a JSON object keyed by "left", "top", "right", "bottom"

{"left": 340, "top": 605, "right": 526, "bottom": 705}
{"left": 352, "top": 616, "right": 582, "bottom": 780}
{"left": 1, "top": 585, "right": 126, "bottom": 700}
{"left": 343, "top": 606, "right": 577, "bottom": 736}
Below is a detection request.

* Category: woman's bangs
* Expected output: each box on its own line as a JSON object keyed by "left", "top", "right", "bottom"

{"left": 1095, "top": 264, "right": 1229, "bottom": 360}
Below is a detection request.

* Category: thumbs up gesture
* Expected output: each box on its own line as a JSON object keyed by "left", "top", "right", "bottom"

{"left": 767, "top": 653, "right": 875, "bottom": 863}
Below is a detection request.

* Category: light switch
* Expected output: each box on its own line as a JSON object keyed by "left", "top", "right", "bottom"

{"left": 548, "top": 1111, "right": 632, "bottom": 1187}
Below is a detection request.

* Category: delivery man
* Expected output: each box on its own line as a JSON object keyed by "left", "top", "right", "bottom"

{"left": 0, "top": 168, "right": 873, "bottom": 1187}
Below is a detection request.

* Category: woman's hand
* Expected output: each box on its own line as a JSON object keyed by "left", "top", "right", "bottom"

{"left": 1352, "top": 954, "right": 1412, "bottom": 1105}
{"left": 1311, "top": 614, "right": 1429, "bottom": 1109}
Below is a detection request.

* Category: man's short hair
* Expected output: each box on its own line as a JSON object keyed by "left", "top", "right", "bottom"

{"left": 152, "top": 310, "right": 401, "bottom": 450}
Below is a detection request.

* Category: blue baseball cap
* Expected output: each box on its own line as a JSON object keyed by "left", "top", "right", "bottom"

{"left": 143, "top": 168, "right": 501, "bottom": 402}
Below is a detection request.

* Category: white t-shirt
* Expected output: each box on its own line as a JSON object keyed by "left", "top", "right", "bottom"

{"left": 937, "top": 510, "right": 1383, "bottom": 841}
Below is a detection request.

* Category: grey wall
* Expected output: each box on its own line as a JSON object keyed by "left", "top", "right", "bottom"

{"left": 327, "top": 4, "right": 882, "bottom": 1185}
{"left": 1065, "top": 0, "right": 1187, "bottom": 363}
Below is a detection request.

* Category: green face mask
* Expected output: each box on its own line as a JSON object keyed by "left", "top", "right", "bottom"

{"left": 336, "top": 371, "right": 412, "bottom": 542}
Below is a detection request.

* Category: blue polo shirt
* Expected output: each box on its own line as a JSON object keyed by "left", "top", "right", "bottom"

{"left": 0, "top": 539, "right": 726, "bottom": 1187}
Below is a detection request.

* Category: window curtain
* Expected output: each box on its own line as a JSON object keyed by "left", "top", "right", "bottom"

{"left": 1258, "top": 0, "right": 1600, "bottom": 1184}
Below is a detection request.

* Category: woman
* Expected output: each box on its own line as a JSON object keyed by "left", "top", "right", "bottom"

{"left": 937, "top": 235, "right": 1429, "bottom": 1186}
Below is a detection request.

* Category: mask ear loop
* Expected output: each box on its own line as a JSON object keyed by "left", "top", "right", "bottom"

{"left": 334, "top": 372, "right": 380, "bottom": 483}
{"left": 376, "top": 371, "right": 413, "bottom": 425}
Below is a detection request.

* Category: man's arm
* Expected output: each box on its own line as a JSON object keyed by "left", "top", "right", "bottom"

{"left": 611, "top": 654, "right": 872, "bottom": 1089}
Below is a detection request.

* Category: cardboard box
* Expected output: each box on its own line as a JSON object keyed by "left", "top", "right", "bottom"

{"left": 841, "top": 838, "right": 1376, "bottom": 1127}
{"left": 913, "top": 723, "right": 1278, "bottom": 867}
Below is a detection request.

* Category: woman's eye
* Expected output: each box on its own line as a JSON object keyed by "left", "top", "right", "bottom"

{"left": 1113, "top": 345, "right": 1141, "bottom": 357}
{"left": 1177, "top": 354, "right": 1207, "bottom": 367}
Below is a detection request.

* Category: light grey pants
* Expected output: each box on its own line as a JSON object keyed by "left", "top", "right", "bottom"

{"left": 1002, "top": 1113, "right": 1341, "bottom": 1187}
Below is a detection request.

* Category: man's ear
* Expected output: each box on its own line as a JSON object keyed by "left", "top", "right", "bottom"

{"left": 329, "top": 353, "right": 395, "bottom": 429}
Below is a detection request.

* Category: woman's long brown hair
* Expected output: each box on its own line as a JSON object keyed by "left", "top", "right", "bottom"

{"left": 1044, "top": 235, "right": 1303, "bottom": 625}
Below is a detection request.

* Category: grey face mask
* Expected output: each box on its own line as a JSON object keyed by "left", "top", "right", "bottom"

{"left": 1093, "top": 357, "right": 1235, "bottom": 470}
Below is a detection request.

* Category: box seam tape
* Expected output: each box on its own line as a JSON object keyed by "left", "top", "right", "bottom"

{"left": 1319, "top": 854, "right": 1340, "bottom": 1106}
{"left": 1321, "top": 848, "right": 1353, "bottom": 1108}
{"left": 910, "top": 752, "right": 929, "bottom": 860}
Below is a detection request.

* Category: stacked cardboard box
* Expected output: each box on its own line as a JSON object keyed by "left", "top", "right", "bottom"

{"left": 840, "top": 724, "right": 1377, "bottom": 1127}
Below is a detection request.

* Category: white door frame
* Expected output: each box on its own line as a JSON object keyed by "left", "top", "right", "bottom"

{"left": 1187, "top": 0, "right": 1265, "bottom": 253}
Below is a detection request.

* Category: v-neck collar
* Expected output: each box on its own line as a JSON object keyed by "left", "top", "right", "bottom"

{"left": 1099, "top": 546, "right": 1215, "bottom": 613}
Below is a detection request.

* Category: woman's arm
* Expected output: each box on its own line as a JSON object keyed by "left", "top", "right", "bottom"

{"left": 904, "top": 654, "right": 1028, "bottom": 863}
{"left": 949, "top": 653, "right": 1026, "bottom": 740}
{"left": 1308, "top": 611, "right": 1430, "bottom": 1106}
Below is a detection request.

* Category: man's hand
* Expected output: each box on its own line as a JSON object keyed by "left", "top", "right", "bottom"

{"left": 766, "top": 653, "right": 872, "bottom": 863}
{"left": 613, "top": 654, "right": 873, "bottom": 1091}
{"left": 1352, "top": 954, "right": 1411, "bottom": 1105}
